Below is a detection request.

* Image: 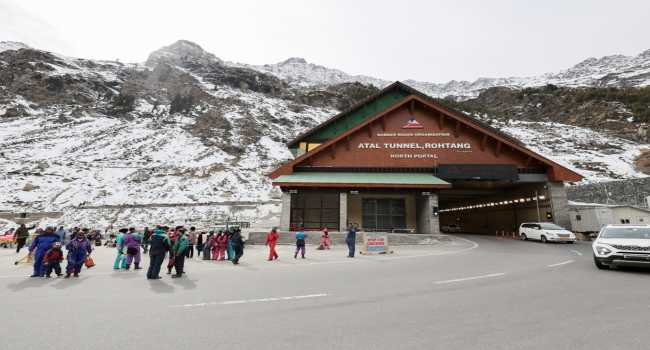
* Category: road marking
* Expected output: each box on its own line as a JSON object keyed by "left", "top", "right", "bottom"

{"left": 547, "top": 259, "right": 574, "bottom": 267}
{"left": 172, "top": 293, "right": 328, "bottom": 308}
{"left": 570, "top": 250, "right": 583, "bottom": 256}
{"left": 435, "top": 272, "right": 505, "bottom": 285}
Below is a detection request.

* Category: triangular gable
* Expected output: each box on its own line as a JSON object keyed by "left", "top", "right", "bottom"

{"left": 271, "top": 94, "right": 583, "bottom": 182}
{"left": 288, "top": 81, "right": 526, "bottom": 150}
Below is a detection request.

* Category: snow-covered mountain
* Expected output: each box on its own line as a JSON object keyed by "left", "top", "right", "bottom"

{"left": 244, "top": 49, "right": 650, "bottom": 99}
{"left": 1, "top": 39, "right": 649, "bottom": 228}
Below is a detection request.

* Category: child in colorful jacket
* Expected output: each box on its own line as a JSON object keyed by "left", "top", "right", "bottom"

{"left": 43, "top": 242, "right": 64, "bottom": 278}
{"left": 318, "top": 227, "right": 331, "bottom": 250}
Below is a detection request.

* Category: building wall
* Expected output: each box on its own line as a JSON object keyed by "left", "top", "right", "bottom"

{"left": 548, "top": 181, "right": 571, "bottom": 230}
{"left": 611, "top": 207, "right": 650, "bottom": 225}
{"left": 347, "top": 192, "right": 417, "bottom": 231}
{"left": 416, "top": 193, "right": 440, "bottom": 234}
{"left": 304, "top": 105, "right": 538, "bottom": 170}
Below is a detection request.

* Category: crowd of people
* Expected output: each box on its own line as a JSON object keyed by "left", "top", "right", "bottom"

{"left": 4, "top": 222, "right": 359, "bottom": 280}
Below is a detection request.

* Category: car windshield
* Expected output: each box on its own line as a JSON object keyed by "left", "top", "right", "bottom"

{"left": 601, "top": 227, "right": 650, "bottom": 239}
{"left": 538, "top": 223, "right": 564, "bottom": 230}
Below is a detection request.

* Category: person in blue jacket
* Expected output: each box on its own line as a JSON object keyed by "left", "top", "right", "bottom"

{"left": 294, "top": 228, "right": 306, "bottom": 259}
{"left": 28, "top": 227, "right": 60, "bottom": 277}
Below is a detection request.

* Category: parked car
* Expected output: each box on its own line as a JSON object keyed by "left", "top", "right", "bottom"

{"left": 441, "top": 224, "right": 462, "bottom": 233}
{"left": 592, "top": 224, "right": 650, "bottom": 270}
{"left": 519, "top": 222, "right": 576, "bottom": 243}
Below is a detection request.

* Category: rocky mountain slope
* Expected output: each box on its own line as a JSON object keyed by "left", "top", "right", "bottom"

{"left": 245, "top": 49, "right": 650, "bottom": 99}
{"left": 1, "top": 39, "right": 649, "bottom": 227}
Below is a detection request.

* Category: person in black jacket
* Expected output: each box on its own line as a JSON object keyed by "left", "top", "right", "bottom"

{"left": 15, "top": 224, "right": 33, "bottom": 253}
{"left": 230, "top": 228, "right": 245, "bottom": 265}
{"left": 146, "top": 228, "right": 171, "bottom": 280}
{"left": 142, "top": 227, "right": 152, "bottom": 254}
{"left": 346, "top": 224, "right": 357, "bottom": 258}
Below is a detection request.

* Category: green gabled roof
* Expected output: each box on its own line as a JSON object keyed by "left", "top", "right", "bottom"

{"left": 287, "top": 81, "right": 525, "bottom": 149}
{"left": 273, "top": 172, "right": 450, "bottom": 187}
{"left": 287, "top": 84, "right": 410, "bottom": 148}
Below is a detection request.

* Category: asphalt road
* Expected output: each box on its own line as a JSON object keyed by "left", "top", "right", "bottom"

{"left": 1, "top": 235, "right": 649, "bottom": 350}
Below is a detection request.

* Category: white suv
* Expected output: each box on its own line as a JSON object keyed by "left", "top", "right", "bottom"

{"left": 519, "top": 222, "right": 576, "bottom": 243}
{"left": 592, "top": 224, "right": 650, "bottom": 270}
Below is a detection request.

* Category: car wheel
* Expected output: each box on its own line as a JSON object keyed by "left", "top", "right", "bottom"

{"left": 541, "top": 235, "right": 547, "bottom": 243}
{"left": 520, "top": 233, "right": 527, "bottom": 241}
{"left": 594, "top": 258, "right": 609, "bottom": 270}
{"left": 567, "top": 241, "right": 575, "bottom": 244}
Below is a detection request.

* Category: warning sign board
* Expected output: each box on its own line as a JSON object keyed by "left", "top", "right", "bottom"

{"left": 362, "top": 232, "right": 389, "bottom": 254}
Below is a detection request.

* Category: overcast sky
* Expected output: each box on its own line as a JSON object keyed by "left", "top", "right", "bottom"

{"left": 1, "top": 0, "right": 649, "bottom": 82}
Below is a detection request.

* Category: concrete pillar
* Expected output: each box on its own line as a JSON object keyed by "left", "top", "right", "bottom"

{"left": 417, "top": 192, "right": 441, "bottom": 234}
{"left": 339, "top": 192, "right": 348, "bottom": 232}
{"left": 279, "top": 191, "right": 291, "bottom": 231}
{"left": 547, "top": 181, "right": 571, "bottom": 229}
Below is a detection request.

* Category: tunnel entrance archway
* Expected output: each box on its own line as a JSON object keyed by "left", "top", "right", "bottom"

{"left": 438, "top": 181, "right": 553, "bottom": 235}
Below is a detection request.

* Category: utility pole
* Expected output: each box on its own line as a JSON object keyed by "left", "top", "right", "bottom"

{"left": 535, "top": 190, "right": 541, "bottom": 222}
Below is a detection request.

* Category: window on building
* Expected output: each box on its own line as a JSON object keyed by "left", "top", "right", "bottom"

{"left": 290, "top": 192, "right": 340, "bottom": 230}
{"left": 576, "top": 215, "right": 582, "bottom": 221}
{"left": 620, "top": 219, "right": 630, "bottom": 224}
{"left": 362, "top": 198, "right": 406, "bottom": 231}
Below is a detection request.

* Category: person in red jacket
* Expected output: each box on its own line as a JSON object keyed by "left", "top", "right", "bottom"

{"left": 43, "top": 242, "right": 64, "bottom": 278}
{"left": 266, "top": 227, "right": 279, "bottom": 261}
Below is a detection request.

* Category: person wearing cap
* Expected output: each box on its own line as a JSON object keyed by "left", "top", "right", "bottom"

{"left": 43, "top": 242, "right": 64, "bottom": 278}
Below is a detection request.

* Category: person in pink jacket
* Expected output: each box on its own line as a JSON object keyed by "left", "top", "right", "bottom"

{"left": 210, "top": 232, "right": 221, "bottom": 260}
{"left": 318, "top": 227, "right": 331, "bottom": 250}
{"left": 216, "top": 232, "right": 228, "bottom": 260}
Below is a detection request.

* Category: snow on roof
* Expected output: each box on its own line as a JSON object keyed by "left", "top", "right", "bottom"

{"left": 568, "top": 201, "right": 650, "bottom": 212}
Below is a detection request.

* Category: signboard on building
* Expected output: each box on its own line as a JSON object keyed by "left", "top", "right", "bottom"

{"left": 363, "top": 232, "right": 389, "bottom": 254}
{"left": 439, "top": 164, "right": 518, "bottom": 181}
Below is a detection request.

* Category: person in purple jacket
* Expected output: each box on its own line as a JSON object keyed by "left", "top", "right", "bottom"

{"left": 65, "top": 233, "right": 92, "bottom": 278}
{"left": 123, "top": 227, "right": 142, "bottom": 270}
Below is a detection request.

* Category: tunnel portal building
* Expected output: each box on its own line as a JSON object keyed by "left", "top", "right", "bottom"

{"left": 269, "top": 82, "right": 582, "bottom": 234}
